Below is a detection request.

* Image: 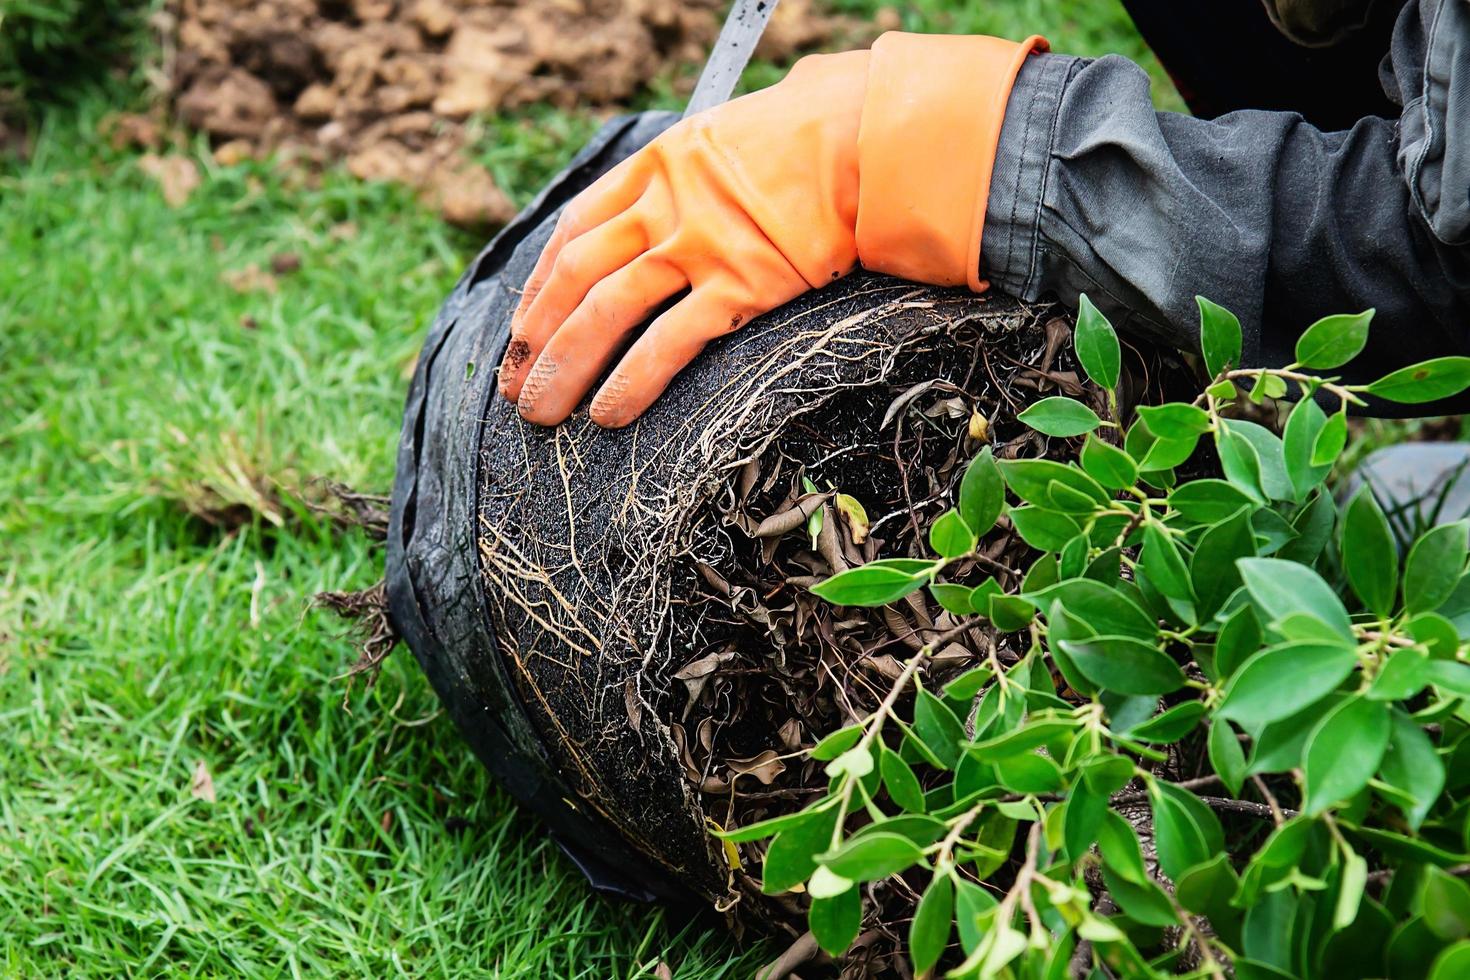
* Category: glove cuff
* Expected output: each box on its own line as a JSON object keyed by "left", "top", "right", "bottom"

{"left": 855, "top": 32, "right": 1048, "bottom": 291}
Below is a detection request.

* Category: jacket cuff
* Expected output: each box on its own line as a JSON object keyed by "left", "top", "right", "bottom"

{"left": 980, "top": 52, "right": 1079, "bottom": 297}
{"left": 856, "top": 32, "right": 1047, "bottom": 291}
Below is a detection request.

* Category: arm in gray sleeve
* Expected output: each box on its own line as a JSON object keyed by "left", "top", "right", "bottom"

{"left": 982, "top": 0, "right": 1470, "bottom": 412}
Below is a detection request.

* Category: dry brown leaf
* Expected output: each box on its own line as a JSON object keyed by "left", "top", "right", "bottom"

{"left": 139, "top": 153, "right": 201, "bottom": 208}
{"left": 728, "top": 751, "right": 785, "bottom": 786}
{"left": 221, "top": 264, "right": 279, "bottom": 294}
{"left": 269, "top": 253, "right": 303, "bottom": 276}
{"left": 190, "top": 760, "right": 216, "bottom": 803}
{"left": 623, "top": 678, "right": 643, "bottom": 732}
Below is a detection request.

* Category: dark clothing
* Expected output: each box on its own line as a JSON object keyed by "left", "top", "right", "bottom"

{"left": 982, "top": 0, "right": 1470, "bottom": 412}
{"left": 1123, "top": 0, "right": 1402, "bottom": 129}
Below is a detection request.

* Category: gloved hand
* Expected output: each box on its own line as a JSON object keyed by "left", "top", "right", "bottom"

{"left": 499, "top": 32, "right": 1047, "bottom": 428}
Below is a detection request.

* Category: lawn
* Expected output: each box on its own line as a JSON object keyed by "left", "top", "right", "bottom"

{"left": 3, "top": 4, "right": 1174, "bottom": 976}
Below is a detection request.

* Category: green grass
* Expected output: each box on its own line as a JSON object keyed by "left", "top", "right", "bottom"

{"left": 3, "top": 4, "right": 1173, "bottom": 975}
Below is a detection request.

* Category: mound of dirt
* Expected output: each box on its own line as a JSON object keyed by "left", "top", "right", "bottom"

{"left": 156, "top": 0, "right": 871, "bottom": 226}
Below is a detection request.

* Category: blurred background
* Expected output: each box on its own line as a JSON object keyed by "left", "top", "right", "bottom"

{"left": 0, "top": 2, "right": 1200, "bottom": 975}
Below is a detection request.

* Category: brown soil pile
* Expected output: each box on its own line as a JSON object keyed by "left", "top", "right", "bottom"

{"left": 151, "top": 0, "right": 869, "bottom": 226}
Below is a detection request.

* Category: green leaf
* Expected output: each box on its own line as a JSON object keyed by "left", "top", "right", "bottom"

{"left": 1214, "top": 604, "right": 1264, "bottom": 679}
{"left": 1387, "top": 916, "right": 1442, "bottom": 979}
{"left": 1008, "top": 506, "right": 1080, "bottom": 551}
{"left": 811, "top": 559, "right": 936, "bottom": 607}
{"left": 850, "top": 814, "right": 948, "bottom": 848}
{"left": 987, "top": 593, "right": 1036, "bottom": 631}
{"left": 1137, "top": 403, "right": 1211, "bottom": 439}
{"left": 761, "top": 804, "right": 843, "bottom": 893}
{"left": 1303, "top": 696, "right": 1391, "bottom": 816}
{"left": 1367, "top": 646, "right": 1430, "bottom": 701}
{"left": 1278, "top": 486, "right": 1337, "bottom": 565}
{"left": 959, "top": 447, "right": 1006, "bottom": 537}
{"left": 1056, "top": 636, "right": 1186, "bottom": 695}
{"left": 914, "top": 689, "right": 965, "bottom": 769}
{"left": 1141, "top": 524, "right": 1196, "bottom": 605}
{"left": 1177, "top": 854, "right": 1244, "bottom": 947}
{"left": 1208, "top": 378, "right": 1239, "bottom": 401}
{"left": 1169, "top": 479, "right": 1257, "bottom": 524}
{"left": 968, "top": 578, "right": 1004, "bottom": 616}
{"left": 1294, "top": 309, "right": 1373, "bottom": 369}
{"left": 955, "top": 880, "right": 998, "bottom": 954}
{"left": 1018, "top": 396, "right": 1102, "bottom": 437}
{"left": 1281, "top": 396, "right": 1332, "bottom": 501}
{"left": 910, "top": 875, "right": 953, "bottom": 974}
{"left": 1141, "top": 432, "right": 1202, "bottom": 472}
{"left": 1096, "top": 809, "right": 1150, "bottom": 884}
{"left": 819, "top": 831, "right": 924, "bottom": 882}
{"left": 1342, "top": 486, "right": 1399, "bottom": 615}
{"left": 1367, "top": 357, "right": 1470, "bottom": 404}
{"left": 1198, "top": 296, "right": 1243, "bottom": 378}
{"left": 967, "top": 713, "right": 1079, "bottom": 761}
{"left": 716, "top": 796, "right": 837, "bottom": 843}
{"left": 1423, "top": 866, "right": 1470, "bottom": 940}
{"left": 1429, "top": 941, "right": 1470, "bottom": 980}
{"left": 1311, "top": 410, "right": 1348, "bottom": 467}
{"left": 1235, "top": 816, "right": 1315, "bottom": 907}
{"left": 1221, "top": 419, "right": 1293, "bottom": 501}
{"left": 993, "top": 750, "right": 1065, "bottom": 794}
{"left": 1403, "top": 521, "right": 1470, "bottom": 614}
{"left": 1427, "top": 658, "right": 1470, "bottom": 696}
{"left": 1378, "top": 708, "right": 1443, "bottom": 830}
{"left": 826, "top": 746, "right": 874, "bottom": 780}
{"left": 1031, "top": 578, "right": 1157, "bottom": 638}
{"left": 1238, "top": 557, "right": 1354, "bottom": 641}
{"left": 1217, "top": 640, "right": 1357, "bottom": 726}
{"left": 1062, "top": 782, "right": 1108, "bottom": 864}
{"left": 810, "top": 724, "right": 864, "bottom": 761}
{"left": 929, "top": 508, "right": 977, "bottom": 559}
{"left": 1075, "top": 294, "right": 1121, "bottom": 390}
{"left": 959, "top": 809, "right": 1017, "bottom": 879}
{"left": 1209, "top": 720, "right": 1248, "bottom": 796}
{"left": 1150, "top": 780, "right": 1225, "bottom": 881}
{"left": 1190, "top": 506, "right": 1258, "bottom": 619}
{"left": 1409, "top": 611, "right": 1460, "bottom": 659}
{"left": 999, "top": 459, "right": 1108, "bottom": 508}
{"left": 929, "top": 582, "right": 975, "bottom": 616}
{"left": 1216, "top": 423, "right": 1264, "bottom": 500}
{"left": 1124, "top": 701, "right": 1205, "bottom": 742}
{"left": 1249, "top": 372, "right": 1288, "bottom": 403}
{"left": 1334, "top": 846, "right": 1369, "bottom": 930}
{"left": 1103, "top": 864, "right": 1179, "bottom": 928}
{"left": 943, "top": 666, "right": 993, "bottom": 702}
{"left": 1046, "top": 479, "right": 1101, "bottom": 514}
{"left": 1080, "top": 434, "right": 1138, "bottom": 490}
{"left": 880, "top": 747, "right": 927, "bottom": 814}
{"left": 1247, "top": 695, "right": 1343, "bottom": 775}
{"left": 809, "top": 887, "right": 862, "bottom": 956}
{"left": 807, "top": 864, "right": 853, "bottom": 899}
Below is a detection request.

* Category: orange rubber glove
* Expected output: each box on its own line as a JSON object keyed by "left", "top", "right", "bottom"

{"left": 499, "top": 32, "right": 1047, "bottom": 428}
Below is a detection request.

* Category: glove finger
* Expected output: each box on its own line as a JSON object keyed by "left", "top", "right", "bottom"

{"left": 502, "top": 158, "right": 651, "bottom": 397}
{"left": 589, "top": 289, "right": 747, "bottom": 430}
{"left": 515, "top": 255, "right": 688, "bottom": 427}
{"left": 501, "top": 207, "right": 652, "bottom": 401}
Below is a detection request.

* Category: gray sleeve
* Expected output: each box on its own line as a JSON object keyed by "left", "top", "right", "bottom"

{"left": 982, "top": 0, "right": 1470, "bottom": 408}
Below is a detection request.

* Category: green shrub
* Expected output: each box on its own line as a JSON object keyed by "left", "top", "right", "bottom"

{"left": 718, "top": 298, "right": 1470, "bottom": 977}
{"left": 0, "top": 0, "right": 148, "bottom": 108}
